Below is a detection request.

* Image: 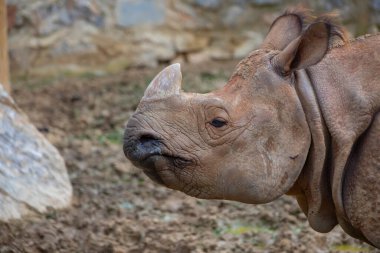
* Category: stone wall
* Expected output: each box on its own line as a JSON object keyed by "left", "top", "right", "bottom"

{"left": 7, "top": 0, "right": 380, "bottom": 76}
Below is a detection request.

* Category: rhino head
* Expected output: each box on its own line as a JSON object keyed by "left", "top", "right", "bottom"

{"left": 124, "top": 14, "right": 331, "bottom": 204}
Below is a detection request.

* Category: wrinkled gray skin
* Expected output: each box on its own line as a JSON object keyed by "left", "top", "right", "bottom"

{"left": 124, "top": 10, "right": 380, "bottom": 247}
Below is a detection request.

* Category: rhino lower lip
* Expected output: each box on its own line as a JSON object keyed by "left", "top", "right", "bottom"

{"left": 139, "top": 153, "right": 191, "bottom": 184}
{"left": 140, "top": 155, "right": 165, "bottom": 185}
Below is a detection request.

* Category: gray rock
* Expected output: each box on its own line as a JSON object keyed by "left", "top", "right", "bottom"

{"left": 222, "top": 5, "right": 244, "bottom": 27}
{"left": 21, "top": 0, "right": 104, "bottom": 36}
{"left": 133, "top": 30, "right": 175, "bottom": 62}
{"left": 0, "top": 85, "right": 72, "bottom": 221}
{"left": 130, "top": 51, "right": 159, "bottom": 68}
{"left": 169, "top": 1, "right": 212, "bottom": 29}
{"left": 28, "top": 29, "right": 68, "bottom": 49}
{"left": 233, "top": 31, "right": 264, "bottom": 59}
{"left": 72, "top": 0, "right": 105, "bottom": 27}
{"left": 248, "top": 0, "right": 281, "bottom": 5}
{"left": 115, "top": 0, "right": 166, "bottom": 27}
{"left": 34, "top": 4, "right": 66, "bottom": 36}
{"left": 193, "top": 0, "right": 221, "bottom": 9}
{"left": 208, "top": 47, "right": 233, "bottom": 60}
{"left": 174, "top": 33, "right": 209, "bottom": 52}
{"left": 372, "top": 0, "right": 380, "bottom": 11}
{"left": 50, "top": 21, "right": 99, "bottom": 56}
{"left": 6, "top": 0, "right": 379, "bottom": 73}
{"left": 188, "top": 50, "right": 211, "bottom": 63}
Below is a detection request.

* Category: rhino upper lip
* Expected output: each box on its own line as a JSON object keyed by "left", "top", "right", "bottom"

{"left": 144, "top": 152, "right": 192, "bottom": 168}
{"left": 124, "top": 136, "right": 190, "bottom": 166}
{"left": 137, "top": 138, "right": 191, "bottom": 166}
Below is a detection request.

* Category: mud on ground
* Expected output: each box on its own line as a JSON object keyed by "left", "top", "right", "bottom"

{"left": 0, "top": 61, "right": 378, "bottom": 253}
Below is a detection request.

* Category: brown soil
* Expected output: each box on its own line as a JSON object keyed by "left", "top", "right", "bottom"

{"left": 0, "top": 61, "right": 378, "bottom": 253}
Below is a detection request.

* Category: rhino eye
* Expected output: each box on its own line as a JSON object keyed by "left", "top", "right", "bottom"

{"left": 210, "top": 118, "right": 227, "bottom": 128}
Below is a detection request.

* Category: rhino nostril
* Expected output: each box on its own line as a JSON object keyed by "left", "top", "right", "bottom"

{"left": 137, "top": 133, "right": 161, "bottom": 156}
{"left": 124, "top": 131, "right": 162, "bottom": 162}
{"left": 139, "top": 134, "right": 159, "bottom": 144}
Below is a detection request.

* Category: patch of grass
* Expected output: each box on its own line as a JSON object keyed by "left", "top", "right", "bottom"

{"left": 200, "top": 72, "right": 219, "bottom": 82}
{"left": 13, "top": 68, "right": 107, "bottom": 92}
{"left": 98, "top": 128, "right": 124, "bottom": 145}
{"left": 120, "top": 82, "right": 147, "bottom": 109}
{"left": 13, "top": 74, "right": 57, "bottom": 91}
{"left": 105, "top": 57, "right": 131, "bottom": 74}
{"left": 44, "top": 208, "right": 58, "bottom": 220}
{"left": 73, "top": 70, "right": 105, "bottom": 79}
{"left": 226, "top": 225, "right": 253, "bottom": 235}
{"left": 214, "top": 220, "right": 277, "bottom": 237}
{"left": 289, "top": 225, "right": 303, "bottom": 235}
{"left": 137, "top": 177, "right": 145, "bottom": 186}
{"left": 227, "top": 224, "right": 276, "bottom": 235}
{"left": 144, "top": 75, "right": 156, "bottom": 85}
{"left": 125, "top": 82, "right": 146, "bottom": 96}
{"left": 73, "top": 133, "right": 92, "bottom": 141}
{"left": 332, "top": 244, "right": 371, "bottom": 252}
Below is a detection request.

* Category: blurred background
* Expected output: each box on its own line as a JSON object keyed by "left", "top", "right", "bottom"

{"left": 1, "top": 0, "right": 380, "bottom": 252}
{"left": 6, "top": 0, "right": 380, "bottom": 77}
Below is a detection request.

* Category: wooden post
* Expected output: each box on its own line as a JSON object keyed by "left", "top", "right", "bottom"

{"left": 0, "top": 0, "right": 10, "bottom": 93}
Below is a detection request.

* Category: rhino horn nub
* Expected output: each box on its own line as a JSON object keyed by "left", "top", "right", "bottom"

{"left": 142, "top": 63, "right": 182, "bottom": 100}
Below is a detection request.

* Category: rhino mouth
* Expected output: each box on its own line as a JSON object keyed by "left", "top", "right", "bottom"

{"left": 123, "top": 132, "right": 193, "bottom": 185}
{"left": 130, "top": 153, "right": 192, "bottom": 187}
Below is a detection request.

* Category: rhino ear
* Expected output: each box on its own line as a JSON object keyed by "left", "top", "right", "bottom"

{"left": 261, "top": 11, "right": 304, "bottom": 50}
{"left": 142, "top": 63, "right": 182, "bottom": 100}
{"left": 271, "top": 22, "right": 330, "bottom": 75}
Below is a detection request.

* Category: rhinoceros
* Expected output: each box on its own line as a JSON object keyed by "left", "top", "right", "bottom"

{"left": 123, "top": 8, "right": 380, "bottom": 247}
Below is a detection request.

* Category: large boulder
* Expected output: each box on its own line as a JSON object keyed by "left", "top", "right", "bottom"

{"left": 0, "top": 85, "right": 72, "bottom": 221}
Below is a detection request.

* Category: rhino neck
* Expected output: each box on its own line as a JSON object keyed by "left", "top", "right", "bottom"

{"left": 304, "top": 37, "right": 380, "bottom": 240}
{"left": 287, "top": 69, "right": 338, "bottom": 233}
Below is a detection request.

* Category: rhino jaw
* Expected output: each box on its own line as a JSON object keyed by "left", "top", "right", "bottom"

{"left": 142, "top": 63, "right": 182, "bottom": 101}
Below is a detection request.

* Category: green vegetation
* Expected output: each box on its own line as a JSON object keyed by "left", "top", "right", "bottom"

{"left": 332, "top": 244, "right": 371, "bottom": 252}
{"left": 97, "top": 128, "right": 124, "bottom": 145}
{"left": 214, "top": 220, "right": 277, "bottom": 236}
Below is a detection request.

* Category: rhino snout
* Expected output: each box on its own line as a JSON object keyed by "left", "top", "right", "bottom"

{"left": 123, "top": 131, "right": 167, "bottom": 185}
{"left": 123, "top": 132, "right": 162, "bottom": 162}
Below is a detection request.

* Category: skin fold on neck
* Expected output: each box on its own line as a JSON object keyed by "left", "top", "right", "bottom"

{"left": 287, "top": 69, "right": 336, "bottom": 233}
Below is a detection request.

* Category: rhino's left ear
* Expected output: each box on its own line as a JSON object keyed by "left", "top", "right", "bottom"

{"left": 261, "top": 10, "right": 304, "bottom": 50}
{"left": 142, "top": 63, "right": 182, "bottom": 100}
{"left": 271, "top": 22, "right": 330, "bottom": 75}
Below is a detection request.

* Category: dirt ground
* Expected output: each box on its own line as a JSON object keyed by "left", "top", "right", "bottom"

{"left": 0, "top": 61, "right": 378, "bottom": 253}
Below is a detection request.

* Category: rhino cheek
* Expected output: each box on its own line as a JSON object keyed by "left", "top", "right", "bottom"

{"left": 213, "top": 127, "right": 309, "bottom": 204}
{"left": 216, "top": 153, "right": 273, "bottom": 204}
